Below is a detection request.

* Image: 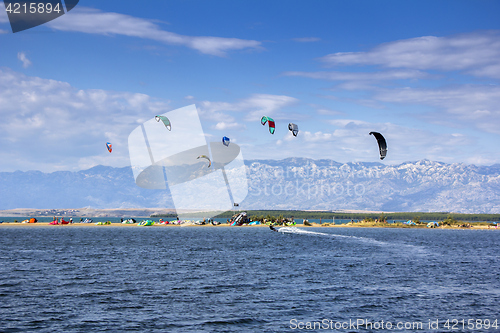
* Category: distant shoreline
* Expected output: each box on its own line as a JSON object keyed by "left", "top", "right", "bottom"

{"left": 0, "top": 222, "right": 497, "bottom": 230}
{"left": 2, "top": 208, "right": 500, "bottom": 223}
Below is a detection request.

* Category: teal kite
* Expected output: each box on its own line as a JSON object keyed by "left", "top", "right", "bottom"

{"left": 261, "top": 116, "right": 275, "bottom": 134}
{"left": 155, "top": 115, "right": 171, "bottom": 131}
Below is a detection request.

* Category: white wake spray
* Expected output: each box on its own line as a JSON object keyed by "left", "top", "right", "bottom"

{"left": 277, "top": 226, "right": 429, "bottom": 255}
{"left": 278, "top": 227, "right": 390, "bottom": 247}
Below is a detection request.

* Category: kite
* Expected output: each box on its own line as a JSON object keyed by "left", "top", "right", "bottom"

{"left": 369, "top": 132, "right": 387, "bottom": 160}
{"left": 288, "top": 123, "right": 299, "bottom": 137}
{"left": 222, "top": 136, "right": 230, "bottom": 147}
{"left": 106, "top": 142, "right": 112, "bottom": 153}
{"left": 155, "top": 115, "right": 172, "bottom": 131}
{"left": 197, "top": 155, "right": 211, "bottom": 168}
{"left": 261, "top": 116, "right": 275, "bottom": 134}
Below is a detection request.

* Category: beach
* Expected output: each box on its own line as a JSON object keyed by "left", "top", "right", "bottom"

{"left": 1, "top": 221, "right": 497, "bottom": 229}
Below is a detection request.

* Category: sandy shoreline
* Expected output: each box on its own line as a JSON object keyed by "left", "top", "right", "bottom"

{"left": 0, "top": 222, "right": 497, "bottom": 229}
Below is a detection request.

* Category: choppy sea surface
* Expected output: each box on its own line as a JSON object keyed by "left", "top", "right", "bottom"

{"left": 0, "top": 226, "right": 499, "bottom": 332}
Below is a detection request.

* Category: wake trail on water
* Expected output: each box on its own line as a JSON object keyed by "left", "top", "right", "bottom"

{"left": 277, "top": 227, "right": 428, "bottom": 254}
{"left": 278, "top": 227, "right": 387, "bottom": 246}
{"left": 278, "top": 227, "right": 330, "bottom": 237}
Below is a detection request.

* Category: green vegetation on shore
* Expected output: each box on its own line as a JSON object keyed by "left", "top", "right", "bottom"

{"left": 151, "top": 210, "right": 500, "bottom": 222}
{"left": 216, "top": 210, "right": 500, "bottom": 222}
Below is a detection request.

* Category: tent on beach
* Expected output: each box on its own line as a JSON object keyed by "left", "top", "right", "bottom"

{"left": 230, "top": 212, "right": 249, "bottom": 226}
{"left": 138, "top": 220, "right": 155, "bottom": 226}
{"left": 95, "top": 221, "right": 111, "bottom": 225}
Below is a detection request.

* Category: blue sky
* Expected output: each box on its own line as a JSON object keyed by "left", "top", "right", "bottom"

{"left": 1, "top": 0, "right": 500, "bottom": 172}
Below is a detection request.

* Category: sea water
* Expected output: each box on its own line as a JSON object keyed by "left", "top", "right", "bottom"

{"left": 0, "top": 227, "right": 499, "bottom": 332}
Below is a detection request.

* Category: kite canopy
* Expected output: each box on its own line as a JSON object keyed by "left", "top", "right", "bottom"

{"left": 288, "top": 123, "right": 299, "bottom": 137}
{"left": 155, "top": 115, "right": 172, "bottom": 131}
{"left": 261, "top": 116, "right": 275, "bottom": 134}
{"left": 197, "top": 155, "right": 211, "bottom": 168}
{"left": 222, "top": 136, "right": 230, "bottom": 147}
{"left": 106, "top": 142, "right": 112, "bottom": 153}
{"left": 369, "top": 132, "right": 387, "bottom": 160}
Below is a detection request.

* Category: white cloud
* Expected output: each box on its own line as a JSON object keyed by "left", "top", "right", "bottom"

{"left": 320, "top": 30, "right": 500, "bottom": 78}
{"left": 48, "top": 7, "right": 262, "bottom": 56}
{"left": 374, "top": 85, "right": 500, "bottom": 134}
{"left": 328, "top": 119, "right": 371, "bottom": 128}
{"left": 316, "top": 108, "right": 343, "bottom": 116}
{"left": 292, "top": 37, "right": 321, "bottom": 42}
{"left": 283, "top": 69, "right": 430, "bottom": 90}
{"left": 241, "top": 94, "right": 299, "bottom": 120}
{"left": 214, "top": 122, "right": 241, "bottom": 130}
{"left": 0, "top": 68, "right": 171, "bottom": 172}
{"left": 284, "top": 31, "right": 500, "bottom": 139}
{"left": 0, "top": 68, "right": 305, "bottom": 171}
{"left": 0, "top": 8, "right": 8, "bottom": 23}
{"left": 17, "top": 52, "right": 32, "bottom": 68}
{"left": 0, "top": 5, "right": 10, "bottom": 35}
{"left": 245, "top": 118, "right": 477, "bottom": 164}
{"left": 199, "top": 94, "right": 299, "bottom": 121}
{"left": 284, "top": 69, "right": 428, "bottom": 81}
{"left": 302, "top": 131, "right": 334, "bottom": 142}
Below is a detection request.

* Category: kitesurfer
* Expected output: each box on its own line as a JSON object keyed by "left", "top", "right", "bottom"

{"left": 269, "top": 225, "right": 278, "bottom": 232}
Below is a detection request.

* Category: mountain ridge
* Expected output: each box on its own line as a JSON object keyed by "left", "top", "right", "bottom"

{"left": 1, "top": 159, "right": 499, "bottom": 213}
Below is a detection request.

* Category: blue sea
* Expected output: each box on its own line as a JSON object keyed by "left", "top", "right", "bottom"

{"left": 0, "top": 226, "right": 499, "bottom": 332}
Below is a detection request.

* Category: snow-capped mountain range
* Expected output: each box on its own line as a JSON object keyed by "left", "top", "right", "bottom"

{"left": 1, "top": 159, "right": 499, "bottom": 213}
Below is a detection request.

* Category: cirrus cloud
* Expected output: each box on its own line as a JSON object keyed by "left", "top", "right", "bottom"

{"left": 199, "top": 94, "right": 299, "bottom": 122}
{"left": 375, "top": 85, "right": 500, "bottom": 134}
{"left": 47, "top": 7, "right": 262, "bottom": 57}
{"left": 320, "top": 30, "right": 500, "bottom": 79}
